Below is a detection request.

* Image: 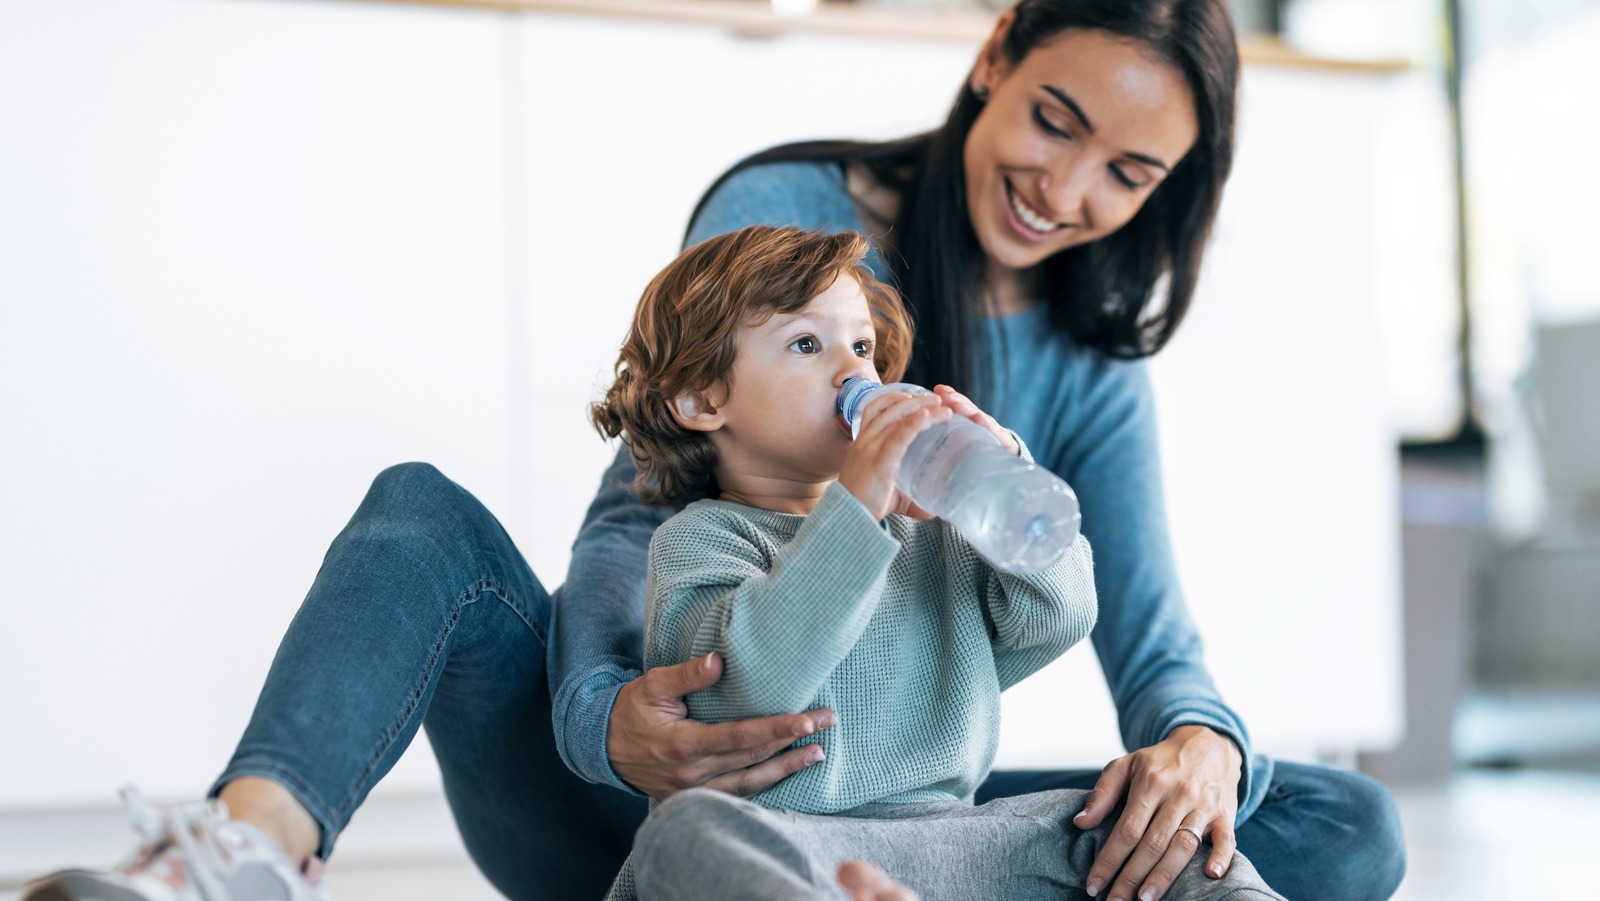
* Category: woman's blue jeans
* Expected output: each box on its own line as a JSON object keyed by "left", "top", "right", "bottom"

{"left": 215, "top": 463, "right": 1404, "bottom": 901}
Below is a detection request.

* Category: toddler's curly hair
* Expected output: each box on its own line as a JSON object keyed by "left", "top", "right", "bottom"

{"left": 591, "top": 226, "right": 913, "bottom": 506}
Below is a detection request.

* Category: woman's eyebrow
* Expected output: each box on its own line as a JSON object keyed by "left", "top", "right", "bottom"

{"left": 1042, "top": 85, "right": 1094, "bottom": 132}
{"left": 1124, "top": 151, "right": 1171, "bottom": 172}
{"left": 1042, "top": 84, "right": 1173, "bottom": 172}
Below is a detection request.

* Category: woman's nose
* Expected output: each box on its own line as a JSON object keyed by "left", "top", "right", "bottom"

{"left": 1039, "top": 156, "right": 1095, "bottom": 221}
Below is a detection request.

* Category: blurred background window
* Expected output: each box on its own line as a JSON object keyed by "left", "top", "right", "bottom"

{"left": 1249, "top": 0, "right": 1600, "bottom": 524}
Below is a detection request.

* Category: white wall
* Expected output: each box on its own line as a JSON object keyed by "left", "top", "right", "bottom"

{"left": 0, "top": 0, "right": 1419, "bottom": 810}
{"left": 0, "top": 0, "right": 519, "bottom": 807}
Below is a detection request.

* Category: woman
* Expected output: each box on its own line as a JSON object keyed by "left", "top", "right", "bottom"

{"left": 602, "top": 3, "right": 1406, "bottom": 897}
{"left": 26, "top": 2, "right": 1404, "bottom": 901}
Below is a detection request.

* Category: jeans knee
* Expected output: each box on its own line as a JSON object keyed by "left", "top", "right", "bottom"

{"left": 358, "top": 462, "right": 495, "bottom": 541}
{"left": 1248, "top": 763, "right": 1408, "bottom": 901}
{"left": 364, "top": 460, "right": 547, "bottom": 606}
{"left": 1298, "top": 770, "right": 1404, "bottom": 900}
{"left": 1342, "top": 772, "right": 1406, "bottom": 898}
{"left": 337, "top": 462, "right": 528, "bottom": 612}
{"left": 370, "top": 461, "right": 455, "bottom": 505}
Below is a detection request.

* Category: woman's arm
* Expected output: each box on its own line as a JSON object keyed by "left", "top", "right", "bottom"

{"left": 547, "top": 448, "right": 670, "bottom": 788}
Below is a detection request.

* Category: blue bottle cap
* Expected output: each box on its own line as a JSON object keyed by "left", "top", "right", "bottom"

{"left": 836, "top": 377, "right": 882, "bottom": 424}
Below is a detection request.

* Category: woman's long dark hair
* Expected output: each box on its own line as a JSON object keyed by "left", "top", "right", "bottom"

{"left": 685, "top": 0, "right": 1238, "bottom": 395}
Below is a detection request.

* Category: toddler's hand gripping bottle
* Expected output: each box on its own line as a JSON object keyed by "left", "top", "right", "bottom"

{"left": 837, "top": 377, "right": 1081, "bottom": 574}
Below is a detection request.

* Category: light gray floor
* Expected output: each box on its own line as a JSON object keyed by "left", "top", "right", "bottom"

{"left": 2, "top": 767, "right": 1594, "bottom": 901}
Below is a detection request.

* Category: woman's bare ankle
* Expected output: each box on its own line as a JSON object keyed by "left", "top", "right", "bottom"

{"left": 217, "top": 776, "right": 321, "bottom": 868}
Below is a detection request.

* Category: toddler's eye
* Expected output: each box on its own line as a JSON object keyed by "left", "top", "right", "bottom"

{"left": 789, "top": 336, "right": 819, "bottom": 354}
{"left": 853, "top": 340, "right": 872, "bottom": 357}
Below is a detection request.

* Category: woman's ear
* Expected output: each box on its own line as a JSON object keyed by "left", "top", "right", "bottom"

{"left": 971, "top": 8, "right": 1016, "bottom": 96}
{"left": 670, "top": 390, "right": 724, "bottom": 432}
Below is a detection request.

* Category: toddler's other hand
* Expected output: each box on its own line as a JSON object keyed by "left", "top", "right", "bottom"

{"left": 933, "top": 385, "right": 1019, "bottom": 455}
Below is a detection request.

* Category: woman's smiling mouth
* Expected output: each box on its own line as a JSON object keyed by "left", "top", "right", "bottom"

{"left": 1005, "top": 179, "right": 1066, "bottom": 236}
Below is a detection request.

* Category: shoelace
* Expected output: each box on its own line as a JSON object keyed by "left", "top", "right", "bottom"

{"left": 166, "top": 799, "right": 234, "bottom": 900}
{"left": 117, "top": 784, "right": 238, "bottom": 900}
{"left": 120, "top": 785, "right": 166, "bottom": 849}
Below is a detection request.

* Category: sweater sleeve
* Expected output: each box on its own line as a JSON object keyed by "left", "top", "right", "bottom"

{"left": 1046, "top": 359, "right": 1261, "bottom": 814}
{"left": 926, "top": 519, "right": 1098, "bottom": 692}
{"left": 646, "top": 483, "right": 900, "bottom": 717}
{"left": 548, "top": 448, "right": 671, "bottom": 791}
{"left": 983, "top": 536, "right": 1098, "bottom": 691}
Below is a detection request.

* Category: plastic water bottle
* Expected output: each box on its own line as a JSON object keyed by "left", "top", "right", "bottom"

{"left": 836, "top": 378, "right": 1081, "bottom": 574}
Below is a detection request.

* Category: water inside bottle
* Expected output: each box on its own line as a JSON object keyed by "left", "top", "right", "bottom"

{"left": 944, "top": 470, "right": 1081, "bottom": 574}
{"left": 899, "top": 418, "right": 995, "bottom": 511}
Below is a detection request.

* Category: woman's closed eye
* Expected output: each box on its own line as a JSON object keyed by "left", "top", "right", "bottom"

{"left": 1031, "top": 104, "right": 1072, "bottom": 140}
{"left": 1109, "top": 164, "right": 1141, "bottom": 190}
{"left": 1034, "top": 104, "right": 1148, "bottom": 192}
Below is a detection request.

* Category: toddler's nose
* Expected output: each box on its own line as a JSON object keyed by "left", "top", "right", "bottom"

{"left": 835, "top": 361, "right": 877, "bottom": 388}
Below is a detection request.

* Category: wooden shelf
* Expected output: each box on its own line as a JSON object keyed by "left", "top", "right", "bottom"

{"left": 362, "top": 0, "right": 1411, "bottom": 72}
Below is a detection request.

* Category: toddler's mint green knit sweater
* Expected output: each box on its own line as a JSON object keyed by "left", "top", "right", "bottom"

{"left": 644, "top": 481, "right": 1098, "bottom": 814}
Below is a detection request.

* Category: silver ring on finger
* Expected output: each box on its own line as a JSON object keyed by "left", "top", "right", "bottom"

{"left": 1174, "top": 825, "right": 1203, "bottom": 844}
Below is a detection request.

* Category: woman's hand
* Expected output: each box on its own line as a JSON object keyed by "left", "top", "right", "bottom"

{"left": 608, "top": 651, "right": 837, "bottom": 800}
{"left": 839, "top": 390, "right": 951, "bottom": 521}
{"left": 932, "top": 385, "right": 1020, "bottom": 454}
{"left": 1075, "top": 726, "right": 1244, "bottom": 901}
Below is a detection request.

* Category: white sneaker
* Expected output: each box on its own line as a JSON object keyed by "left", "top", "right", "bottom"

{"left": 21, "top": 786, "right": 328, "bottom": 901}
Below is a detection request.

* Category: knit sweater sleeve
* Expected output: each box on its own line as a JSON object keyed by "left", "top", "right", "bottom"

{"left": 645, "top": 483, "right": 900, "bottom": 717}
{"left": 932, "top": 524, "right": 1099, "bottom": 691}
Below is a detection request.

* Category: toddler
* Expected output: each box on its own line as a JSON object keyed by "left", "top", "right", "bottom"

{"left": 592, "top": 225, "right": 1284, "bottom": 901}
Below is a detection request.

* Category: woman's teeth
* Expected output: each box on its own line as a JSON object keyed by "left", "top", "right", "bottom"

{"left": 1009, "top": 187, "right": 1060, "bottom": 233}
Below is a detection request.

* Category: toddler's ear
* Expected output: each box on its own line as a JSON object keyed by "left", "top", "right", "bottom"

{"left": 671, "top": 391, "right": 724, "bottom": 431}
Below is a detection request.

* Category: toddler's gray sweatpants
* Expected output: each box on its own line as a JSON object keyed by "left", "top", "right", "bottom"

{"left": 632, "top": 787, "right": 1286, "bottom": 901}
